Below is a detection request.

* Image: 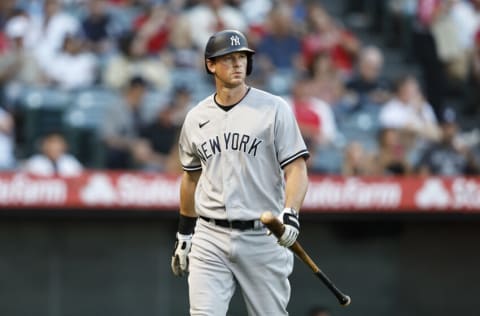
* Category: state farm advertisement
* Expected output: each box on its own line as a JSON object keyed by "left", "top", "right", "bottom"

{"left": 304, "top": 176, "right": 480, "bottom": 211}
{"left": 0, "top": 172, "right": 181, "bottom": 210}
{"left": 0, "top": 172, "right": 479, "bottom": 212}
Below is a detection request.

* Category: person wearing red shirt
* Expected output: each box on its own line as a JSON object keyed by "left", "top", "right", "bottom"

{"left": 133, "top": 4, "right": 171, "bottom": 55}
{"left": 302, "top": 4, "right": 360, "bottom": 78}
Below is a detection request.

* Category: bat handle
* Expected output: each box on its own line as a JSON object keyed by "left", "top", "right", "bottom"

{"left": 261, "top": 212, "right": 351, "bottom": 307}
{"left": 315, "top": 270, "right": 351, "bottom": 306}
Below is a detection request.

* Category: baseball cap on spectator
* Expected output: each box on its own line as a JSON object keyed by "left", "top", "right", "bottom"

{"left": 5, "top": 16, "right": 29, "bottom": 39}
{"left": 129, "top": 75, "right": 149, "bottom": 88}
{"left": 439, "top": 107, "right": 457, "bottom": 125}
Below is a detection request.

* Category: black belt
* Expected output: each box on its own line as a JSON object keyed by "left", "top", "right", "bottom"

{"left": 200, "top": 216, "right": 262, "bottom": 231}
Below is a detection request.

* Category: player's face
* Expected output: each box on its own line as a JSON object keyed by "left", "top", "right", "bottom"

{"left": 210, "top": 52, "right": 248, "bottom": 87}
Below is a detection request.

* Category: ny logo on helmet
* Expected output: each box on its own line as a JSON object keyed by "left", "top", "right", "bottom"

{"left": 230, "top": 35, "right": 240, "bottom": 46}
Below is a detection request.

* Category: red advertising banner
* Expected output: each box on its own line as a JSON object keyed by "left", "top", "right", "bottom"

{"left": 0, "top": 172, "right": 479, "bottom": 212}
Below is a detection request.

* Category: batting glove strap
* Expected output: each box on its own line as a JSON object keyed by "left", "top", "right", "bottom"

{"left": 171, "top": 233, "right": 192, "bottom": 277}
{"left": 277, "top": 208, "right": 300, "bottom": 247}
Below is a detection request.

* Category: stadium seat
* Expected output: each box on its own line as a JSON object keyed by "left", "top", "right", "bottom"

{"left": 16, "top": 87, "right": 73, "bottom": 158}
{"left": 64, "top": 87, "right": 118, "bottom": 129}
{"left": 142, "top": 89, "right": 170, "bottom": 123}
{"left": 63, "top": 88, "right": 120, "bottom": 167}
{"left": 335, "top": 103, "right": 381, "bottom": 152}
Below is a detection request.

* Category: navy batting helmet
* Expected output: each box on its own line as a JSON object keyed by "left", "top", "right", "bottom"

{"left": 204, "top": 29, "right": 255, "bottom": 75}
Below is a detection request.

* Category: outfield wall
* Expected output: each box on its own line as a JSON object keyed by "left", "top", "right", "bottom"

{"left": 0, "top": 212, "right": 479, "bottom": 316}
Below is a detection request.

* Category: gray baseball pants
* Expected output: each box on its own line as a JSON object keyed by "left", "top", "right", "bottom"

{"left": 188, "top": 218, "right": 294, "bottom": 316}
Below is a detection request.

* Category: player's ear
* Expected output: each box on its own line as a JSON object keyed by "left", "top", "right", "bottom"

{"left": 206, "top": 58, "right": 216, "bottom": 74}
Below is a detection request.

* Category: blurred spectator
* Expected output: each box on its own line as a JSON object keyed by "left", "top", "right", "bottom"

{"left": 416, "top": 107, "right": 479, "bottom": 176}
{"left": 164, "top": 14, "right": 202, "bottom": 69}
{"left": 239, "top": 0, "right": 272, "bottom": 32}
{"left": 255, "top": 3, "right": 302, "bottom": 94}
{"left": 82, "top": 0, "right": 114, "bottom": 54}
{"left": 0, "top": 107, "right": 15, "bottom": 170}
{"left": 0, "top": 0, "right": 16, "bottom": 29}
{"left": 379, "top": 74, "right": 440, "bottom": 142}
{"left": 133, "top": 3, "right": 172, "bottom": 55}
{"left": 135, "top": 86, "right": 192, "bottom": 172}
{"left": 412, "top": 0, "right": 447, "bottom": 116}
{"left": 186, "top": 0, "right": 247, "bottom": 50}
{"left": 468, "top": 28, "right": 480, "bottom": 115}
{"left": 285, "top": 0, "right": 308, "bottom": 26}
{"left": 23, "top": 132, "right": 83, "bottom": 177}
{"left": 43, "top": 32, "right": 98, "bottom": 90}
{"left": 308, "top": 305, "right": 331, "bottom": 316}
{"left": 100, "top": 76, "right": 151, "bottom": 169}
{"left": 284, "top": 78, "right": 337, "bottom": 168}
{"left": 345, "top": 45, "right": 391, "bottom": 107}
{"left": 305, "top": 52, "right": 345, "bottom": 106}
{"left": 302, "top": 3, "right": 360, "bottom": 78}
{"left": 372, "top": 127, "right": 410, "bottom": 176}
{"left": 0, "top": 30, "right": 7, "bottom": 56}
{"left": 107, "top": 0, "right": 150, "bottom": 6}
{"left": 436, "top": 0, "right": 478, "bottom": 83}
{"left": 103, "top": 32, "right": 171, "bottom": 90}
{"left": 1, "top": 15, "right": 47, "bottom": 104}
{"left": 382, "top": 0, "right": 417, "bottom": 57}
{"left": 342, "top": 141, "right": 374, "bottom": 176}
{"left": 23, "top": 0, "right": 81, "bottom": 73}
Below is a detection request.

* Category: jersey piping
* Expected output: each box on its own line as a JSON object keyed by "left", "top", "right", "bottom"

{"left": 182, "top": 164, "right": 202, "bottom": 171}
{"left": 279, "top": 149, "right": 310, "bottom": 168}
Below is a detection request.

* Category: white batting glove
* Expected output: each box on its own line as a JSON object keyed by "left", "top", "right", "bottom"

{"left": 277, "top": 207, "right": 300, "bottom": 247}
{"left": 171, "top": 233, "right": 192, "bottom": 277}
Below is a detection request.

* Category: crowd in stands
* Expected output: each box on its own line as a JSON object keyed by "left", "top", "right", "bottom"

{"left": 0, "top": 0, "right": 479, "bottom": 176}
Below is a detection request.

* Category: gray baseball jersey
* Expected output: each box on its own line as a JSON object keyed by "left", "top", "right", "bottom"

{"left": 179, "top": 87, "right": 309, "bottom": 220}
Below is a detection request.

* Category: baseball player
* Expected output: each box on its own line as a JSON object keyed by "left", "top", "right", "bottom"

{"left": 171, "top": 29, "right": 309, "bottom": 316}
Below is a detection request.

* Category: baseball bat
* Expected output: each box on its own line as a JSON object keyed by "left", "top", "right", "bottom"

{"left": 260, "top": 211, "right": 351, "bottom": 307}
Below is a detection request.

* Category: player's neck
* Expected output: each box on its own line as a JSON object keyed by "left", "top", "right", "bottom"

{"left": 215, "top": 83, "right": 248, "bottom": 107}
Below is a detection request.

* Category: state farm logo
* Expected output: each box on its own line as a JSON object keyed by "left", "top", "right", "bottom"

{"left": 79, "top": 173, "right": 181, "bottom": 207}
{"left": 415, "top": 179, "right": 450, "bottom": 209}
{"left": 304, "top": 178, "right": 401, "bottom": 209}
{"left": 451, "top": 178, "right": 480, "bottom": 208}
{"left": 0, "top": 174, "right": 66, "bottom": 205}
{"left": 416, "top": 178, "right": 480, "bottom": 210}
{"left": 80, "top": 174, "right": 117, "bottom": 205}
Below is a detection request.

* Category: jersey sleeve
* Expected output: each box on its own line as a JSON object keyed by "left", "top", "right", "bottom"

{"left": 274, "top": 97, "right": 310, "bottom": 168}
{"left": 178, "top": 113, "right": 202, "bottom": 172}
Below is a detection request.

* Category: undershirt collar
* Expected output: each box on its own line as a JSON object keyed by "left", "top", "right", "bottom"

{"left": 214, "top": 87, "right": 251, "bottom": 112}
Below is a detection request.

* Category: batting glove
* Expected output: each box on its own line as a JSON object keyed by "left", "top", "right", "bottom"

{"left": 171, "top": 233, "right": 192, "bottom": 277}
{"left": 277, "top": 207, "right": 300, "bottom": 248}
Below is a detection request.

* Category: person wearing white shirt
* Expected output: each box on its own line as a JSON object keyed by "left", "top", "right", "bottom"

{"left": 43, "top": 33, "right": 97, "bottom": 90}
{"left": 379, "top": 74, "right": 441, "bottom": 166}
{"left": 22, "top": 0, "right": 81, "bottom": 72}
{"left": 23, "top": 132, "right": 83, "bottom": 177}
{"left": 186, "top": 0, "right": 247, "bottom": 50}
{"left": 379, "top": 74, "right": 440, "bottom": 141}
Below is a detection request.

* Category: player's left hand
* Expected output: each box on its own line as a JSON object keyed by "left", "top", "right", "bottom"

{"left": 277, "top": 207, "right": 300, "bottom": 247}
{"left": 171, "top": 233, "right": 192, "bottom": 277}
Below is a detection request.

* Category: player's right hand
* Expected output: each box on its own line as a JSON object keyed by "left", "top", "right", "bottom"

{"left": 171, "top": 233, "right": 193, "bottom": 277}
